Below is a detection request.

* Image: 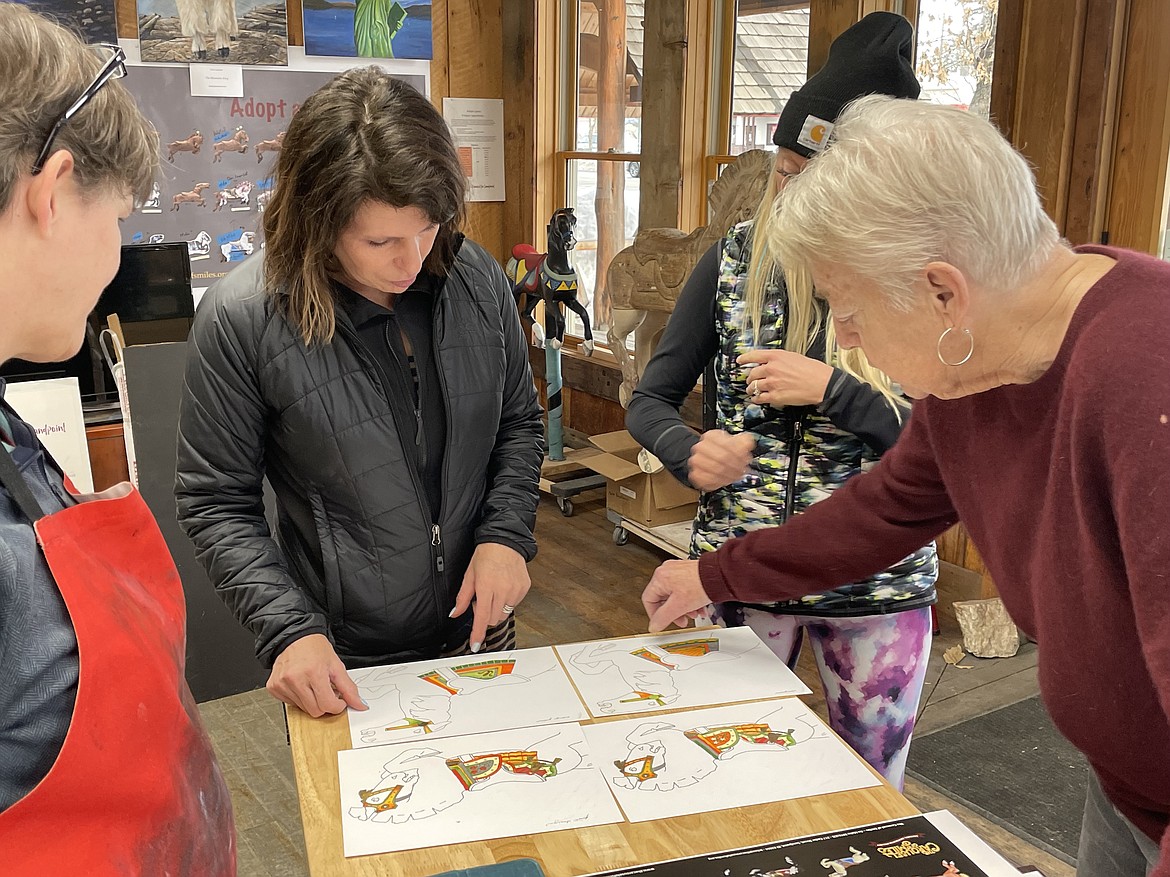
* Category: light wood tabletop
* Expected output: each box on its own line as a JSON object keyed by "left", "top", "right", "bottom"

{"left": 288, "top": 696, "right": 919, "bottom": 877}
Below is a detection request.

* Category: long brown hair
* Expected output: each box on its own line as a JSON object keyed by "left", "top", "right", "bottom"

{"left": 263, "top": 68, "right": 467, "bottom": 345}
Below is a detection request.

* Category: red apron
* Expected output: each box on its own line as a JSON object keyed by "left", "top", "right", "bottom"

{"left": 0, "top": 449, "right": 236, "bottom": 875}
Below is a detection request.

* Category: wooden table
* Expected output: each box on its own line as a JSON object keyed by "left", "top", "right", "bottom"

{"left": 289, "top": 699, "right": 919, "bottom": 877}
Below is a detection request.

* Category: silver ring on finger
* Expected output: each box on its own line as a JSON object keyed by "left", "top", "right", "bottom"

{"left": 501, "top": 603, "right": 515, "bottom": 615}
{"left": 748, "top": 380, "right": 761, "bottom": 398}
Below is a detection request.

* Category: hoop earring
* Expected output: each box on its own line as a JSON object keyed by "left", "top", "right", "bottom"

{"left": 937, "top": 327, "right": 974, "bottom": 367}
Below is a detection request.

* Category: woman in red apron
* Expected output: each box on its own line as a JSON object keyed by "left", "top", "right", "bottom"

{"left": 0, "top": 7, "right": 235, "bottom": 872}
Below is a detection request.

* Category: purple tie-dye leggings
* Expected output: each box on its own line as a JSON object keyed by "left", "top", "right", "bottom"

{"left": 714, "top": 604, "right": 933, "bottom": 790}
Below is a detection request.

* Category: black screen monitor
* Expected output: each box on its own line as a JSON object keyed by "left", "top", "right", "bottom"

{"left": 94, "top": 242, "right": 195, "bottom": 330}
{"left": 0, "top": 243, "right": 196, "bottom": 409}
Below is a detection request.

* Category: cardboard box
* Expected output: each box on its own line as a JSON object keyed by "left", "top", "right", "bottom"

{"left": 581, "top": 430, "right": 698, "bottom": 526}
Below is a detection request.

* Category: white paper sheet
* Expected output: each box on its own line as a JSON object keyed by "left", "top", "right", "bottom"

{"left": 555, "top": 627, "right": 811, "bottom": 717}
{"left": 5, "top": 378, "right": 94, "bottom": 494}
{"left": 442, "top": 97, "right": 506, "bottom": 201}
{"left": 582, "top": 698, "right": 880, "bottom": 823}
{"left": 346, "top": 647, "right": 588, "bottom": 748}
{"left": 338, "top": 723, "right": 623, "bottom": 857}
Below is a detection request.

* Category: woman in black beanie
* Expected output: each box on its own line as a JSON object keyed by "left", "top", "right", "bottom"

{"left": 626, "top": 12, "right": 936, "bottom": 790}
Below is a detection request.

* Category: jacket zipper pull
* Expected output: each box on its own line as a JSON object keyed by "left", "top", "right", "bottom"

{"left": 415, "top": 409, "right": 424, "bottom": 447}
{"left": 432, "top": 525, "right": 444, "bottom": 571}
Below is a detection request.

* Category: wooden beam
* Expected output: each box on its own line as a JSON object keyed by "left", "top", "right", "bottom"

{"left": 445, "top": 0, "right": 506, "bottom": 262}
{"left": 988, "top": 0, "right": 1025, "bottom": 141}
{"left": 1063, "top": 0, "right": 1126, "bottom": 245}
{"left": 639, "top": 0, "right": 688, "bottom": 230}
{"left": 503, "top": 1, "right": 537, "bottom": 252}
{"left": 1103, "top": 0, "right": 1170, "bottom": 253}
{"left": 592, "top": 0, "right": 629, "bottom": 326}
{"left": 807, "top": 0, "right": 861, "bottom": 75}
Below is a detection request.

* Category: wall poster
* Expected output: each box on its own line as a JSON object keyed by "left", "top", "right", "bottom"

{"left": 121, "top": 64, "right": 428, "bottom": 293}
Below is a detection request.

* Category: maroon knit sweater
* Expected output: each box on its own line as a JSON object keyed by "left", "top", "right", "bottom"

{"left": 700, "top": 246, "right": 1170, "bottom": 867}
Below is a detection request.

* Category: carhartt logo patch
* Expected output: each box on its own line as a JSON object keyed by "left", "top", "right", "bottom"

{"left": 797, "top": 115, "right": 834, "bottom": 153}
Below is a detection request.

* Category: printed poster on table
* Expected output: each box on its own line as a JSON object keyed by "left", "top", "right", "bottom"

{"left": 588, "top": 811, "right": 1024, "bottom": 877}
{"left": 302, "top": 0, "right": 432, "bottom": 60}
{"left": 5, "top": 0, "right": 118, "bottom": 43}
{"left": 120, "top": 65, "right": 427, "bottom": 294}
{"left": 136, "top": 0, "right": 288, "bottom": 65}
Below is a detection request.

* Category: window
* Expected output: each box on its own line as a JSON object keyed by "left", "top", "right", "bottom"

{"left": 728, "top": 3, "right": 809, "bottom": 155}
{"left": 916, "top": 0, "right": 999, "bottom": 119}
{"left": 559, "top": 0, "right": 644, "bottom": 342}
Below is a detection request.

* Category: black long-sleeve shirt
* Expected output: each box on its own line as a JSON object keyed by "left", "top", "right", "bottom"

{"left": 626, "top": 242, "right": 904, "bottom": 487}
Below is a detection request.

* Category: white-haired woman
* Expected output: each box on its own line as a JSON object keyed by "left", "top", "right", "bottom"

{"left": 643, "top": 95, "right": 1170, "bottom": 877}
{"left": 627, "top": 12, "right": 936, "bottom": 790}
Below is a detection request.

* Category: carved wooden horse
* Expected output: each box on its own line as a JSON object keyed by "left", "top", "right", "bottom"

{"left": 505, "top": 208, "right": 595, "bottom": 355}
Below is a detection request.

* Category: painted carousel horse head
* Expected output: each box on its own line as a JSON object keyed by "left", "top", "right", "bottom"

{"left": 504, "top": 207, "right": 595, "bottom": 355}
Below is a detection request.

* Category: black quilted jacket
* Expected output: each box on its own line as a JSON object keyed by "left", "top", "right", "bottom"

{"left": 175, "top": 238, "right": 544, "bottom": 669}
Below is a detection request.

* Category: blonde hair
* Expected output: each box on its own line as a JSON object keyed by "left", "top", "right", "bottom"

{"left": 770, "top": 95, "right": 1061, "bottom": 307}
{"left": 0, "top": 5, "right": 157, "bottom": 212}
{"left": 263, "top": 68, "right": 466, "bottom": 345}
{"left": 742, "top": 162, "right": 906, "bottom": 416}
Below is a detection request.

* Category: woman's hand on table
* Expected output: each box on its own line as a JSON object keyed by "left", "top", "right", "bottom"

{"left": 642, "top": 559, "right": 711, "bottom": 632}
{"left": 451, "top": 542, "right": 530, "bottom": 652}
{"left": 267, "top": 633, "right": 366, "bottom": 718}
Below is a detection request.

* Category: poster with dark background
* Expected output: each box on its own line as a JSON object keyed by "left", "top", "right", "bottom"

{"left": 5, "top": 0, "right": 119, "bottom": 44}
{"left": 590, "top": 815, "right": 1001, "bottom": 877}
{"left": 120, "top": 65, "right": 427, "bottom": 294}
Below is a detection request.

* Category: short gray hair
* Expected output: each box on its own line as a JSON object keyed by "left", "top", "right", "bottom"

{"left": 769, "top": 95, "right": 1060, "bottom": 308}
{"left": 0, "top": 4, "right": 157, "bottom": 213}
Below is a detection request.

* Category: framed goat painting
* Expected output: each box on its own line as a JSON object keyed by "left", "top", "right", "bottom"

{"left": 136, "top": 0, "right": 288, "bottom": 65}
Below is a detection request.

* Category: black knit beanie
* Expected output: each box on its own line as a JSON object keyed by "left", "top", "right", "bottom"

{"left": 773, "top": 11, "right": 921, "bottom": 158}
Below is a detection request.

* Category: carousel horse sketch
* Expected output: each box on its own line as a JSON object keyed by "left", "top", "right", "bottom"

{"left": 505, "top": 207, "right": 595, "bottom": 355}
{"left": 171, "top": 182, "right": 210, "bottom": 211}
{"left": 567, "top": 635, "right": 749, "bottom": 715}
{"left": 603, "top": 148, "right": 774, "bottom": 405}
{"left": 610, "top": 713, "right": 813, "bottom": 792}
{"left": 353, "top": 657, "right": 540, "bottom": 747}
{"left": 212, "top": 127, "right": 249, "bottom": 162}
{"left": 166, "top": 130, "right": 203, "bottom": 162}
{"left": 348, "top": 731, "right": 582, "bottom": 824}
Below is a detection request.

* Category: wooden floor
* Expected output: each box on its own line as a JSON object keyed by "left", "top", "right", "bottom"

{"left": 199, "top": 493, "right": 1074, "bottom": 877}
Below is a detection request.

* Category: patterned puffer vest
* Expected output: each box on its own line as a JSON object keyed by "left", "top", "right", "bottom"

{"left": 690, "top": 221, "right": 937, "bottom": 616}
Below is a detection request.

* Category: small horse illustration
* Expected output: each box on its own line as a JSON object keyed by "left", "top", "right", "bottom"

{"left": 213, "top": 180, "right": 255, "bottom": 212}
{"left": 141, "top": 182, "right": 161, "bottom": 210}
{"left": 504, "top": 208, "right": 594, "bottom": 354}
{"left": 212, "top": 128, "right": 249, "bottom": 163}
{"left": 220, "top": 230, "right": 256, "bottom": 262}
{"left": 255, "top": 131, "right": 285, "bottom": 163}
{"left": 186, "top": 231, "right": 212, "bottom": 258}
{"left": 171, "top": 182, "right": 210, "bottom": 211}
{"left": 166, "top": 130, "right": 203, "bottom": 162}
{"left": 255, "top": 189, "right": 273, "bottom": 214}
{"left": 820, "top": 847, "right": 869, "bottom": 876}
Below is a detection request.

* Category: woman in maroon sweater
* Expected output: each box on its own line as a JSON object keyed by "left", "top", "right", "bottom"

{"left": 642, "top": 95, "right": 1170, "bottom": 877}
